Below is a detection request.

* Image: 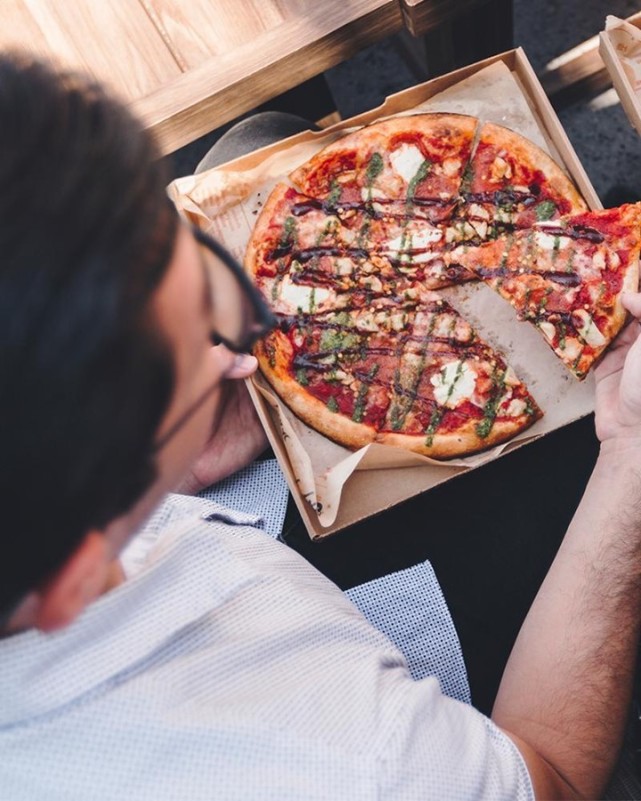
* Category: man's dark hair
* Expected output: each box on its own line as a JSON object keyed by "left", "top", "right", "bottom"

{"left": 0, "top": 54, "right": 178, "bottom": 618}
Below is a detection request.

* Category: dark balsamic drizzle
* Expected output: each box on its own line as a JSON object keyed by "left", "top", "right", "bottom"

{"left": 463, "top": 189, "right": 539, "bottom": 206}
{"left": 533, "top": 224, "right": 604, "bottom": 244}
{"left": 291, "top": 196, "right": 453, "bottom": 218}
{"left": 473, "top": 265, "right": 582, "bottom": 287}
{"left": 295, "top": 246, "right": 369, "bottom": 262}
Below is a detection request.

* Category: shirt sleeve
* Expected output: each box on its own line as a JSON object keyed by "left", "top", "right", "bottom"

{"left": 378, "top": 676, "right": 535, "bottom": 801}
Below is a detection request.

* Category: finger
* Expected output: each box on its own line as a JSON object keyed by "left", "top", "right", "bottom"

{"left": 225, "top": 352, "right": 258, "bottom": 379}
{"left": 595, "top": 319, "right": 641, "bottom": 380}
{"left": 611, "top": 318, "right": 641, "bottom": 351}
{"left": 618, "top": 331, "right": 641, "bottom": 421}
{"left": 622, "top": 292, "right": 641, "bottom": 319}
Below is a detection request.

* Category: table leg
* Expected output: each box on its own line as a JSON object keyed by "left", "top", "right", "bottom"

{"left": 401, "top": 0, "right": 514, "bottom": 78}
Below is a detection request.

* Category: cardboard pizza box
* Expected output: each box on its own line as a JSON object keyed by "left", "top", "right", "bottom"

{"left": 599, "top": 14, "right": 641, "bottom": 137}
{"left": 169, "top": 48, "right": 600, "bottom": 540}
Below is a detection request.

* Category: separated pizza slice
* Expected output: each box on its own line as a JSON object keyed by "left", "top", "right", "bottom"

{"left": 449, "top": 203, "right": 641, "bottom": 378}
{"left": 455, "top": 121, "right": 588, "bottom": 243}
{"left": 255, "top": 291, "right": 542, "bottom": 459}
{"left": 289, "top": 113, "right": 478, "bottom": 224}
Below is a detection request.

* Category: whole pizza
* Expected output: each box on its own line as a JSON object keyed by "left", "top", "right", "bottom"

{"left": 246, "top": 113, "right": 641, "bottom": 459}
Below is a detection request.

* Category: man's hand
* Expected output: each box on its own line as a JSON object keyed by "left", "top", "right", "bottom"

{"left": 594, "top": 293, "right": 641, "bottom": 446}
{"left": 177, "top": 350, "right": 269, "bottom": 495}
{"left": 493, "top": 293, "right": 641, "bottom": 800}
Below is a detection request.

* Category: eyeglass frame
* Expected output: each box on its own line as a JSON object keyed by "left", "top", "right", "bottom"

{"left": 152, "top": 226, "right": 275, "bottom": 453}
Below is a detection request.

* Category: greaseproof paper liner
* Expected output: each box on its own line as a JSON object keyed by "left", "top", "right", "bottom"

{"left": 169, "top": 61, "right": 594, "bottom": 529}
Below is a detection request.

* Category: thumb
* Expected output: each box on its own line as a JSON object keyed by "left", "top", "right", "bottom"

{"left": 226, "top": 352, "right": 259, "bottom": 379}
{"left": 622, "top": 292, "right": 641, "bottom": 320}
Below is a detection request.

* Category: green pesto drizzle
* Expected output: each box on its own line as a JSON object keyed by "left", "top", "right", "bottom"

{"left": 327, "top": 396, "right": 339, "bottom": 413}
{"left": 557, "top": 320, "right": 567, "bottom": 350}
{"left": 423, "top": 356, "right": 467, "bottom": 445}
{"left": 352, "top": 364, "right": 380, "bottom": 423}
{"left": 327, "top": 180, "right": 341, "bottom": 206}
{"left": 319, "top": 314, "right": 360, "bottom": 352}
{"left": 281, "top": 215, "right": 297, "bottom": 246}
{"left": 390, "top": 311, "right": 438, "bottom": 432}
{"left": 265, "top": 340, "right": 277, "bottom": 369}
{"left": 475, "top": 367, "right": 507, "bottom": 439}
{"left": 365, "top": 152, "right": 384, "bottom": 185}
{"left": 424, "top": 407, "right": 444, "bottom": 447}
{"left": 356, "top": 218, "right": 371, "bottom": 249}
{"left": 535, "top": 200, "right": 557, "bottom": 221}
{"left": 406, "top": 160, "right": 432, "bottom": 202}
{"left": 443, "top": 358, "right": 465, "bottom": 406}
{"left": 460, "top": 161, "right": 474, "bottom": 193}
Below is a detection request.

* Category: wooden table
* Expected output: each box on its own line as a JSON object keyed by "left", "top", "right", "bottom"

{"left": 0, "top": 0, "right": 404, "bottom": 154}
{"left": 0, "top": 1, "right": 516, "bottom": 156}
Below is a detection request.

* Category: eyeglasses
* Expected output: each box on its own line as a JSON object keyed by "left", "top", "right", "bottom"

{"left": 152, "top": 227, "right": 275, "bottom": 452}
{"left": 192, "top": 226, "right": 275, "bottom": 353}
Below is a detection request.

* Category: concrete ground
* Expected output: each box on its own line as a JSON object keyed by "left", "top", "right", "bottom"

{"left": 170, "top": 0, "right": 641, "bottom": 203}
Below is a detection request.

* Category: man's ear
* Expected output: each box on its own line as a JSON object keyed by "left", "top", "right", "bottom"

{"left": 35, "top": 531, "right": 110, "bottom": 633}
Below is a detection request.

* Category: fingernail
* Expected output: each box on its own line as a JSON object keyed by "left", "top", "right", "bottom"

{"left": 234, "top": 353, "right": 256, "bottom": 369}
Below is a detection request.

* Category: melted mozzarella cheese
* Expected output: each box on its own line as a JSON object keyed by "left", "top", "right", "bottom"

{"left": 490, "top": 156, "right": 512, "bottom": 181}
{"left": 468, "top": 203, "right": 490, "bottom": 221}
{"left": 360, "top": 187, "right": 386, "bottom": 201}
{"left": 278, "top": 277, "right": 332, "bottom": 312}
{"left": 430, "top": 360, "right": 477, "bottom": 408}
{"left": 384, "top": 227, "right": 442, "bottom": 254}
{"left": 574, "top": 309, "right": 606, "bottom": 347}
{"left": 561, "top": 338, "right": 582, "bottom": 360}
{"left": 390, "top": 143, "right": 425, "bottom": 183}
{"left": 534, "top": 231, "right": 560, "bottom": 251}
{"left": 442, "top": 158, "right": 461, "bottom": 177}
{"left": 538, "top": 321, "right": 556, "bottom": 343}
{"left": 506, "top": 398, "right": 527, "bottom": 417}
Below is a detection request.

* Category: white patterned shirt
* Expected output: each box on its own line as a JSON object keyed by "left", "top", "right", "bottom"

{"left": 0, "top": 482, "right": 533, "bottom": 800}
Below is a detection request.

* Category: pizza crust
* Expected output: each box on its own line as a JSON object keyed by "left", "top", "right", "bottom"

{"left": 376, "top": 413, "right": 541, "bottom": 459}
{"left": 245, "top": 182, "right": 292, "bottom": 279}
{"left": 255, "top": 335, "right": 377, "bottom": 450}
{"left": 475, "top": 122, "right": 587, "bottom": 213}
{"left": 290, "top": 113, "right": 479, "bottom": 199}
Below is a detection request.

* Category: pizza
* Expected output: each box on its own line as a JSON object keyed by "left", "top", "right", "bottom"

{"left": 246, "top": 113, "right": 640, "bottom": 459}
{"left": 255, "top": 289, "right": 542, "bottom": 457}
{"left": 449, "top": 204, "right": 641, "bottom": 378}
{"left": 289, "top": 113, "right": 477, "bottom": 224}
{"left": 459, "top": 121, "right": 587, "bottom": 235}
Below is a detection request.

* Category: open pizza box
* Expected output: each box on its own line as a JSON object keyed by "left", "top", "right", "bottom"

{"left": 168, "top": 48, "right": 600, "bottom": 540}
{"left": 599, "top": 13, "right": 641, "bottom": 137}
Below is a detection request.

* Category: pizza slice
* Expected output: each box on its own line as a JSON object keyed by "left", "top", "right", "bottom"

{"left": 289, "top": 113, "right": 478, "bottom": 224}
{"left": 456, "top": 121, "right": 588, "bottom": 241}
{"left": 246, "top": 183, "right": 474, "bottom": 307}
{"left": 255, "top": 292, "right": 542, "bottom": 459}
{"left": 449, "top": 203, "right": 641, "bottom": 378}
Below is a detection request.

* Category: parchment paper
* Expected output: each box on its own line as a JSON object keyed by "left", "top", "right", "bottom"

{"left": 169, "top": 61, "right": 594, "bottom": 529}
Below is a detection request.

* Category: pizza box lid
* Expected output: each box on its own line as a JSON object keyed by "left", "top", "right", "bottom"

{"left": 599, "top": 14, "right": 641, "bottom": 137}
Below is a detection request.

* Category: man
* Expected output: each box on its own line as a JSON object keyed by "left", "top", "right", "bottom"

{"left": 0, "top": 53, "right": 640, "bottom": 800}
